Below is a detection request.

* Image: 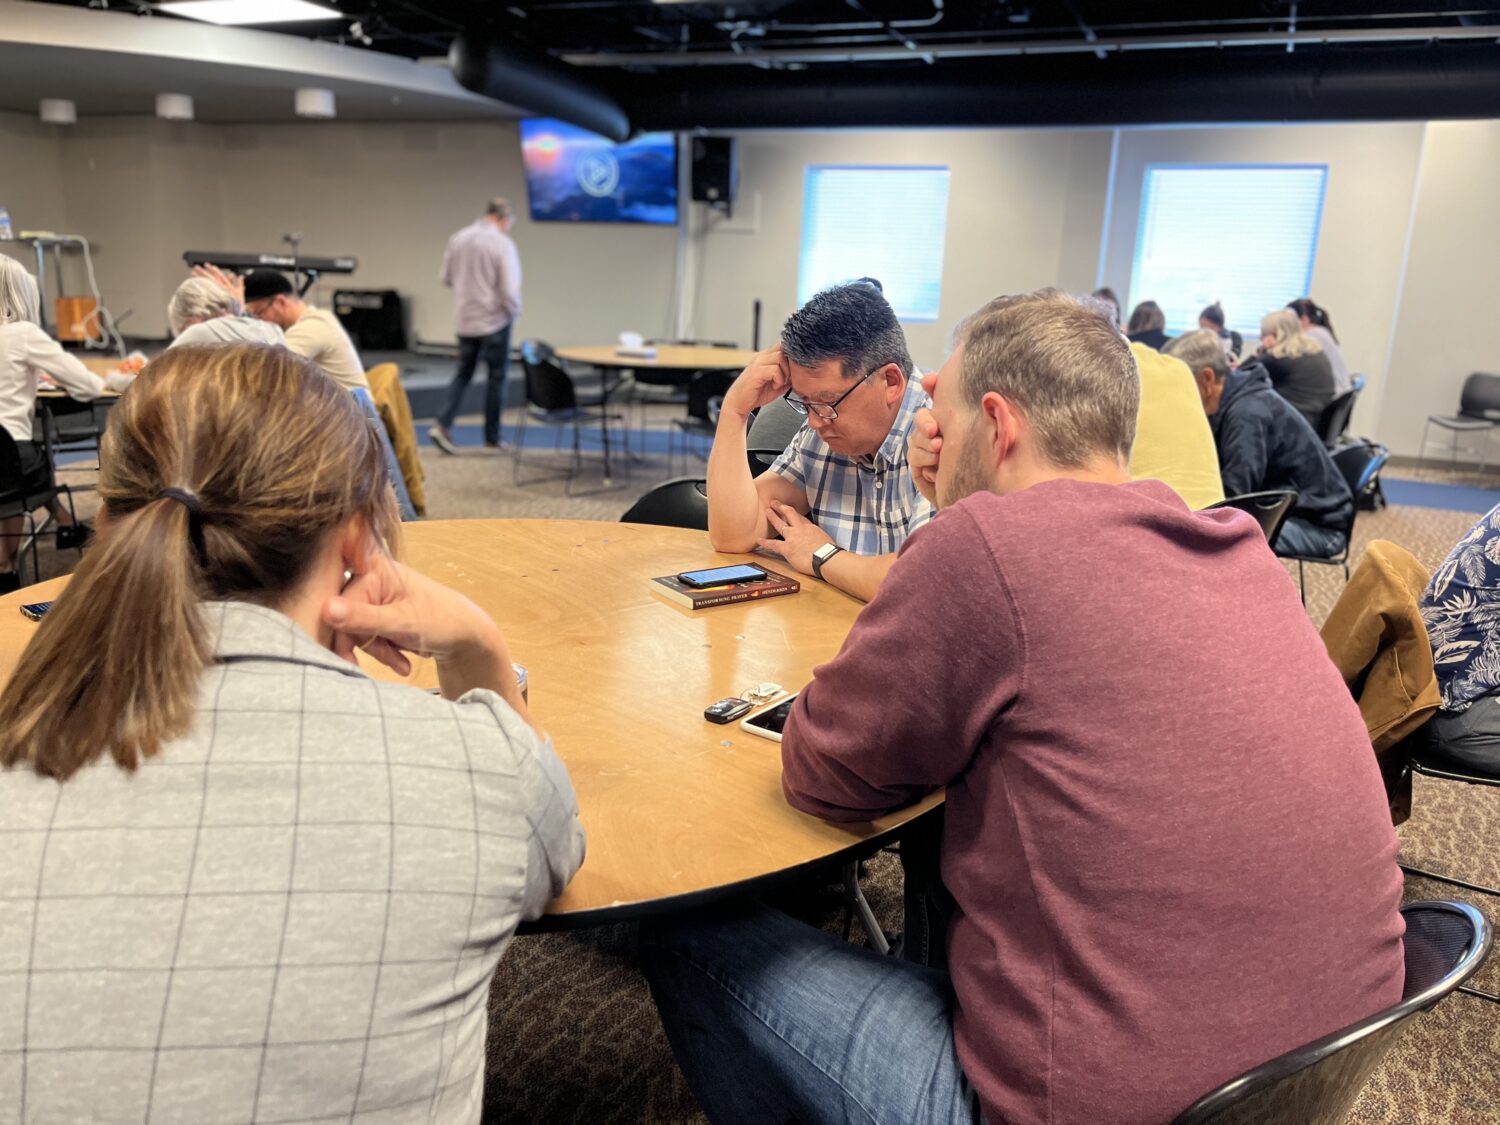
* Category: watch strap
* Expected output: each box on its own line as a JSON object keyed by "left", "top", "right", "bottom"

{"left": 811, "top": 544, "right": 845, "bottom": 581}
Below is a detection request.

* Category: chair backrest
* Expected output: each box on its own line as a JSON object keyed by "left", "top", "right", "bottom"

{"left": 619, "top": 478, "right": 710, "bottom": 531}
{"left": 1316, "top": 388, "right": 1359, "bottom": 446}
{"left": 521, "top": 340, "right": 577, "bottom": 413}
{"left": 1457, "top": 372, "right": 1500, "bottom": 420}
{"left": 1205, "top": 490, "right": 1298, "bottom": 543}
{"left": 1172, "top": 900, "right": 1491, "bottom": 1124}
{"left": 1331, "top": 441, "right": 1391, "bottom": 500}
{"left": 746, "top": 396, "right": 805, "bottom": 458}
{"left": 687, "top": 370, "right": 737, "bottom": 422}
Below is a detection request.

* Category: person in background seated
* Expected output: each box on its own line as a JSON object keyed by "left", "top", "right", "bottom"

{"left": 707, "top": 279, "right": 933, "bottom": 603}
{"left": 1167, "top": 329, "right": 1352, "bottom": 559}
{"left": 1418, "top": 502, "right": 1500, "bottom": 771}
{"left": 431, "top": 196, "right": 523, "bottom": 455}
{"left": 0, "top": 343, "right": 584, "bottom": 1122}
{"left": 167, "top": 272, "right": 285, "bottom": 348}
{"left": 0, "top": 257, "right": 133, "bottom": 590}
{"left": 1091, "top": 285, "right": 1121, "bottom": 325}
{"left": 242, "top": 268, "right": 370, "bottom": 392}
{"left": 1198, "top": 300, "right": 1244, "bottom": 361}
{"left": 1125, "top": 335, "right": 1224, "bottom": 510}
{"left": 1125, "top": 299, "right": 1171, "bottom": 350}
{"left": 642, "top": 290, "right": 1404, "bottom": 1125}
{"left": 1288, "top": 297, "right": 1353, "bottom": 395}
{"left": 1257, "top": 308, "right": 1335, "bottom": 430}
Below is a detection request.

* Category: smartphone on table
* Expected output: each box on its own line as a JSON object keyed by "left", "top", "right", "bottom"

{"left": 678, "top": 564, "right": 769, "bottom": 589}
{"left": 740, "top": 693, "right": 799, "bottom": 743}
{"left": 20, "top": 601, "right": 54, "bottom": 622}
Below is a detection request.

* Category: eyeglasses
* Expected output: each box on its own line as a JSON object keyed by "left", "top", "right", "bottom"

{"left": 784, "top": 366, "right": 882, "bottom": 422}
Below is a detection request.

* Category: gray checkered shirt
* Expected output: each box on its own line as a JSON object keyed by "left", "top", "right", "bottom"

{"left": 769, "top": 374, "right": 936, "bottom": 556}
{"left": 0, "top": 601, "right": 585, "bottom": 1124}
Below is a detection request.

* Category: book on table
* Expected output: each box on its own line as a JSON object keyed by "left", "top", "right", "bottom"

{"left": 650, "top": 570, "right": 800, "bottom": 610}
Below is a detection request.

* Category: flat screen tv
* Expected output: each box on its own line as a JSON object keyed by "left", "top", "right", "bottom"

{"left": 520, "top": 119, "right": 678, "bottom": 226}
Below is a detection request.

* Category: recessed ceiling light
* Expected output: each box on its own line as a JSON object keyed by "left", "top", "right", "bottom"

{"left": 156, "top": 0, "right": 342, "bottom": 27}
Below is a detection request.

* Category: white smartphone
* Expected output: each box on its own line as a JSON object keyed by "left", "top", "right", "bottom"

{"left": 740, "top": 693, "right": 799, "bottom": 743}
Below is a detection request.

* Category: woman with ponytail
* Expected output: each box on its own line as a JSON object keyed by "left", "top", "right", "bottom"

{"left": 0, "top": 343, "right": 584, "bottom": 1123}
{"left": 1288, "top": 297, "right": 1353, "bottom": 394}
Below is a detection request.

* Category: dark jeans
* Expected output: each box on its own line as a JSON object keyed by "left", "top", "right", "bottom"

{"left": 437, "top": 324, "right": 511, "bottom": 445}
{"left": 1275, "top": 516, "right": 1347, "bottom": 559}
{"left": 640, "top": 903, "right": 984, "bottom": 1125}
{"left": 1428, "top": 694, "right": 1500, "bottom": 775}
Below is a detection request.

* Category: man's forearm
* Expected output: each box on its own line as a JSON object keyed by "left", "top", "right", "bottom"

{"left": 819, "top": 551, "right": 898, "bottom": 603}
{"left": 706, "top": 411, "right": 763, "bottom": 552}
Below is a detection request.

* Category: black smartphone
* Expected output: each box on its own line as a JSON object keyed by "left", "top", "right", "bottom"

{"left": 19, "top": 601, "right": 53, "bottom": 622}
{"left": 740, "top": 694, "right": 799, "bottom": 742}
{"left": 678, "top": 564, "right": 769, "bottom": 589}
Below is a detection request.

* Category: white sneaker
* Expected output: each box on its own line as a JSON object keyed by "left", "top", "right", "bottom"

{"left": 429, "top": 426, "right": 460, "bottom": 455}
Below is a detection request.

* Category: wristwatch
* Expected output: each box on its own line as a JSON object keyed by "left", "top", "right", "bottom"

{"left": 811, "top": 543, "right": 845, "bottom": 581}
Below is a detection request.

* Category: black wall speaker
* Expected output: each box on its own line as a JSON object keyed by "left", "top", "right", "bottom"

{"left": 690, "top": 136, "right": 738, "bottom": 206}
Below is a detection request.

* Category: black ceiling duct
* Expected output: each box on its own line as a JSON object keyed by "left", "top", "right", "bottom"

{"left": 615, "top": 45, "right": 1500, "bottom": 132}
{"left": 450, "top": 35, "right": 631, "bottom": 141}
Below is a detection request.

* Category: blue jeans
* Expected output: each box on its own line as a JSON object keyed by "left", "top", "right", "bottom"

{"left": 640, "top": 904, "right": 984, "bottom": 1125}
{"left": 437, "top": 324, "right": 511, "bottom": 444}
{"left": 1275, "top": 516, "right": 1347, "bottom": 558}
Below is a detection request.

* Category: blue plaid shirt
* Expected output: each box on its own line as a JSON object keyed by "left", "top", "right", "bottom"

{"left": 769, "top": 374, "right": 936, "bottom": 556}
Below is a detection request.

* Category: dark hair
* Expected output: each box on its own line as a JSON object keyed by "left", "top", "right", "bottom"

{"left": 1091, "top": 287, "right": 1120, "bottom": 324}
{"left": 781, "top": 281, "right": 913, "bottom": 379}
{"left": 1126, "top": 300, "right": 1165, "bottom": 334}
{"left": 242, "top": 269, "right": 295, "bottom": 302}
{"left": 1287, "top": 298, "right": 1337, "bottom": 344}
{"left": 0, "top": 344, "right": 401, "bottom": 780}
{"left": 486, "top": 196, "right": 514, "bottom": 220}
{"left": 1199, "top": 302, "right": 1226, "bottom": 330}
{"left": 953, "top": 289, "right": 1138, "bottom": 467}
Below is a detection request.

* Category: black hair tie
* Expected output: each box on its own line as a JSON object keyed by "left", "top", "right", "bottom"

{"left": 157, "top": 488, "right": 208, "bottom": 565}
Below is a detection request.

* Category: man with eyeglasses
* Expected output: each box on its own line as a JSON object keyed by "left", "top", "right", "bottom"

{"left": 707, "top": 281, "right": 934, "bottom": 602}
{"left": 241, "top": 269, "right": 369, "bottom": 393}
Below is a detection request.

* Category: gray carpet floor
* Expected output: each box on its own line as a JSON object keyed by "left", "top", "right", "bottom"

{"left": 36, "top": 416, "right": 1500, "bottom": 1124}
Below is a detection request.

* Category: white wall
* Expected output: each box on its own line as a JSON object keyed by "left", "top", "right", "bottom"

{"left": 1098, "top": 123, "right": 1428, "bottom": 438}
{"left": 0, "top": 111, "right": 64, "bottom": 276}
{"left": 1376, "top": 120, "right": 1500, "bottom": 458}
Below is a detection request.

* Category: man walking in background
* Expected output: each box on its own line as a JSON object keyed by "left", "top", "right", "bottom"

{"left": 431, "top": 197, "right": 523, "bottom": 454}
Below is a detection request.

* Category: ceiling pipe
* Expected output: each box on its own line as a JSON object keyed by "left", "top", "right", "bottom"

{"left": 616, "top": 46, "right": 1500, "bottom": 130}
{"left": 450, "top": 34, "right": 631, "bottom": 139}
{"left": 564, "top": 22, "right": 1500, "bottom": 66}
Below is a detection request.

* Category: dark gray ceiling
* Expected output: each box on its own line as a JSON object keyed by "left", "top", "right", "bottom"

{"left": 33, "top": 1, "right": 1500, "bottom": 131}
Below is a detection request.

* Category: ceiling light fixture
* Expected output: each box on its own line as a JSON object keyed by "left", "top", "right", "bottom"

{"left": 39, "top": 99, "right": 76, "bottom": 125}
{"left": 294, "top": 87, "right": 336, "bottom": 118}
{"left": 156, "top": 93, "right": 195, "bottom": 120}
{"left": 156, "top": 0, "right": 341, "bottom": 26}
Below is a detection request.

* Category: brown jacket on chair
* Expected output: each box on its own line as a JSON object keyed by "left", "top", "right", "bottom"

{"left": 1320, "top": 539, "right": 1442, "bottom": 823}
{"left": 366, "top": 363, "right": 427, "bottom": 516}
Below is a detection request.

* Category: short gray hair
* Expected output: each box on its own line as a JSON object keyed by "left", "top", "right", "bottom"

{"left": 1165, "top": 329, "right": 1228, "bottom": 381}
{"left": 953, "top": 289, "right": 1138, "bottom": 468}
{"left": 167, "top": 276, "right": 240, "bottom": 336}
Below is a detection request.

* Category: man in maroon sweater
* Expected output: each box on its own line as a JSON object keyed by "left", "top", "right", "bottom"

{"left": 641, "top": 290, "right": 1405, "bottom": 1125}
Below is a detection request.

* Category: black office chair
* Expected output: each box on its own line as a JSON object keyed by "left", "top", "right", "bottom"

{"left": 632, "top": 338, "right": 741, "bottom": 420}
{"left": 1315, "top": 387, "right": 1360, "bottom": 448}
{"left": 619, "top": 477, "right": 710, "bottom": 531}
{"left": 1275, "top": 441, "right": 1390, "bottom": 603}
{"left": 1416, "top": 372, "right": 1500, "bottom": 477}
{"left": 0, "top": 427, "right": 81, "bottom": 585}
{"left": 1205, "top": 490, "right": 1298, "bottom": 544}
{"left": 1172, "top": 900, "right": 1493, "bottom": 1123}
{"left": 1390, "top": 720, "right": 1500, "bottom": 904}
{"left": 513, "top": 339, "right": 629, "bottom": 493}
{"left": 746, "top": 396, "right": 806, "bottom": 474}
{"left": 669, "top": 369, "right": 737, "bottom": 474}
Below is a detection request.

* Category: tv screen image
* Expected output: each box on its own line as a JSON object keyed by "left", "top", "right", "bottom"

{"left": 520, "top": 119, "right": 679, "bottom": 226}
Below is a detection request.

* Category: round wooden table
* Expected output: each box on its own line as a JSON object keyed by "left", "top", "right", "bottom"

{"left": 556, "top": 344, "right": 755, "bottom": 371}
{"left": 0, "top": 519, "right": 940, "bottom": 928}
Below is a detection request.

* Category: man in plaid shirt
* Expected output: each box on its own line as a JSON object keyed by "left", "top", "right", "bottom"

{"left": 707, "top": 281, "right": 935, "bottom": 602}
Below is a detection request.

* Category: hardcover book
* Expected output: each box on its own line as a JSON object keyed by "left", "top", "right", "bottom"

{"left": 650, "top": 570, "right": 800, "bottom": 610}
